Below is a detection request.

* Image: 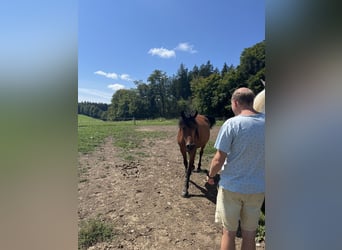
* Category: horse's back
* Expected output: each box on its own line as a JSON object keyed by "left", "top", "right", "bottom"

{"left": 195, "top": 115, "right": 211, "bottom": 146}
{"left": 196, "top": 114, "right": 211, "bottom": 128}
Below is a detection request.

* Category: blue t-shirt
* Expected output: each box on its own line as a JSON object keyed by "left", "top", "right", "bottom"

{"left": 214, "top": 113, "right": 265, "bottom": 194}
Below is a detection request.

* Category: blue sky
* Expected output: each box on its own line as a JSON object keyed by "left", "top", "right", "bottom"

{"left": 79, "top": 0, "right": 265, "bottom": 103}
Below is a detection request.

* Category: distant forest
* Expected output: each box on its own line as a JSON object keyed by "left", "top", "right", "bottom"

{"left": 78, "top": 40, "right": 265, "bottom": 121}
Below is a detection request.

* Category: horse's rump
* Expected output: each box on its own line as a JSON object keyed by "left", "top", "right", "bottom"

{"left": 204, "top": 115, "right": 216, "bottom": 129}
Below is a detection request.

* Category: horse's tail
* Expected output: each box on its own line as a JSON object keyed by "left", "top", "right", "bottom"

{"left": 205, "top": 115, "right": 216, "bottom": 129}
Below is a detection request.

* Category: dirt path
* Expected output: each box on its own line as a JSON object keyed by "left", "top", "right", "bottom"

{"left": 78, "top": 125, "right": 265, "bottom": 249}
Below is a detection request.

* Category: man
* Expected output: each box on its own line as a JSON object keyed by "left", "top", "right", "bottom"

{"left": 207, "top": 87, "right": 265, "bottom": 250}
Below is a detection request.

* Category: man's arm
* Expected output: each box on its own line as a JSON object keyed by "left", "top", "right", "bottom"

{"left": 207, "top": 150, "right": 227, "bottom": 184}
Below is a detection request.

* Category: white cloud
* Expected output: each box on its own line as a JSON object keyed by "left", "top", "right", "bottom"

{"left": 78, "top": 88, "right": 113, "bottom": 103}
{"left": 94, "top": 70, "right": 118, "bottom": 80}
{"left": 175, "top": 42, "right": 197, "bottom": 53}
{"left": 120, "top": 74, "right": 133, "bottom": 81}
{"left": 107, "top": 83, "right": 125, "bottom": 91}
{"left": 94, "top": 70, "right": 133, "bottom": 82}
{"left": 148, "top": 47, "right": 176, "bottom": 58}
{"left": 148, "top": 43, "right": 197, "bottom": 59}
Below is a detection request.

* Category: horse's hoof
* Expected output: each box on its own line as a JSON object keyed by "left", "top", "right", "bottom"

{"left": 181, "top": 191, "right": 189, "bottom": 198}
{"left": 193, "top": 168, "right": 201, "bottom": 173}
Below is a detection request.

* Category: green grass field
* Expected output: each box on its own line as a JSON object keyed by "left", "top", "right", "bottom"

{"left": 78, "top": 115, "right": 179, "bottom": 154}
{"left": 78, "top": 114, "right": 224, "bottom": 154}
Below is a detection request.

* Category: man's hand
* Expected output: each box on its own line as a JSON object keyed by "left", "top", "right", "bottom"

{"left": 206, "top": 175, "right": 215, "bottom": 185}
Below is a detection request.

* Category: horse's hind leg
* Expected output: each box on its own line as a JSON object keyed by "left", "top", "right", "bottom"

{"left": 182, "top": 151, "right": 195, "bottom": 197}
{"left": 180, "top": 147, "right": 188, "bottom": 172}
{"left": 182, "top": 164, "right": 192, "bottom": 197}
{"left": 194, "top": 146, "right": 205, "bottom": 172}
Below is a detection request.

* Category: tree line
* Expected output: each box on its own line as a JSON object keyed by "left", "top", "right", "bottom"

{"left": 78, "top": 40, "right": 265, "bottom": 121}
{"left": 78, "top": 102, "right": 109, "bottom": 120}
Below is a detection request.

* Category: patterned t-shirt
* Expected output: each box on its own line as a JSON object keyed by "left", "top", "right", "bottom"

{"left": 214, "top": 113, "right": 265, "bottom": 194}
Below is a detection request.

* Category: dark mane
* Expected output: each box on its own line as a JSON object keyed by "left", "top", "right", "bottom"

{"left": 178, "top": 111, "right": 198, "bottom": 129}
{"left": 178, "top": 115, "right": 197, "bottom": 128}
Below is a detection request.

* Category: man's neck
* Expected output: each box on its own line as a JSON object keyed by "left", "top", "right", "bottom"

{"left": 238, "top": 108, "right": 258, "bottom": 116}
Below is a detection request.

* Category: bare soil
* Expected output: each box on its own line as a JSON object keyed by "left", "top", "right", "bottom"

{"left": 78, "top": 125, "right": 265, "bottom": 250}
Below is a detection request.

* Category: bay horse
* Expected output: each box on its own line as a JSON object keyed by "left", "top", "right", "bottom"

{"left": 177, "top": 111, "right": 216, "bottom": 197}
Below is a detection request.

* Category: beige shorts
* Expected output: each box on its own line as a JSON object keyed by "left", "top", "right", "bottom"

{"left": 215, "top": 186, "right": 264, "bottom": 231}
